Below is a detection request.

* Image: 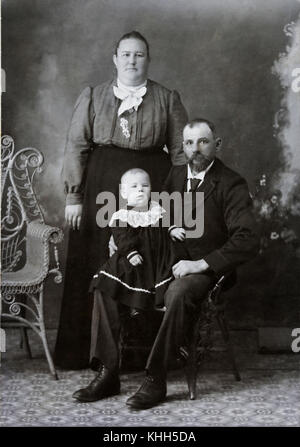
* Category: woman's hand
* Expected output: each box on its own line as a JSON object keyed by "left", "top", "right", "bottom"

{"left": 65, "top": 204, "right": 83, "bottom": 230}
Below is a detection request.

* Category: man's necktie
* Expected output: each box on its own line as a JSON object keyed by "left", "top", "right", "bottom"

{"left": 190, "top": 178, "right": 201, "bottom": 192}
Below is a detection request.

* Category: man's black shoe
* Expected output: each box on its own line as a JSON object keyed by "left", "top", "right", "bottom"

{"left": 72, "top": 365, "right": 120, "bottom": 402}
{"left": 126, "top": 375, "right": 166, "bottom": 409}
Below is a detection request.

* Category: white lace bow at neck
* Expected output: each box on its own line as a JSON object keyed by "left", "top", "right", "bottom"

{"left": 109, "top": 201, "right": 166, "bottom": 228}
{"left": 113, "top": 79, "right": 147, "bottom": 117}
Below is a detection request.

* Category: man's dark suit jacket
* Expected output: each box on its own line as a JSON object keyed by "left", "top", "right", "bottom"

{"left": 163, "top": 158, "right": 259, "bottom": 276}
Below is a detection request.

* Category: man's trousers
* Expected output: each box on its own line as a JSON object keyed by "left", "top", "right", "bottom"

{"left": 90, "top": 272, "right": 215, "bottom": 375}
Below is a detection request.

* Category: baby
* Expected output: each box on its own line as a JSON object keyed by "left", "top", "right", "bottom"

{"left": 120, "top": 168, "right": 185, "bottom": 262}
{"left": 89, "top": 168, "right": 186, "bottom": 316}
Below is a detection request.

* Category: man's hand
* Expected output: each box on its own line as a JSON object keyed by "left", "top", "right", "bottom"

{"left": 109, "top": 235, "right": 118, "bottom": 257}
{"left": 172, "top": 259, "right": 209, "bottom": 278}
{"left": 129, "top": 254, "right": 143, "bottom": 266}
{"left": 65, "top": 204, "right": 83, "bottom": 230}
{"left": 170, "top": 227, "right": 186, "bottom": 241}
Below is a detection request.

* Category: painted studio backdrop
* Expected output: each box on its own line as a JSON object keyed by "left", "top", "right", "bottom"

{"left": 2, "top": 0, "right": 300, "bottom": 347}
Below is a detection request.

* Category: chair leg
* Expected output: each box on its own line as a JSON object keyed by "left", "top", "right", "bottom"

{"left": 21, "top": 327, "right": 32, "bottom": 359}
{"left": 118, "top": 324, "right": 126, "bottom": 371}
{"left": 19, "top": 329, "right": 23, "bottom": 349}
{"left": 185, "top": 345, "right": 197, "bottom": 400}
{"left": 184, "top": 321, "right": 200, "bottom": 400}
{"left": 36, "top": 289, "right": 58, "bottom": 380}
{"left": 216, "top": 312, "right": 241, "bottom": 381}
{"left": 39, "top": 323, "right": 58, "bottom": 380}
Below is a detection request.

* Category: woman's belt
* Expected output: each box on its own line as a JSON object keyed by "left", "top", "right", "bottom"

{"left": 91, "top": 143, "right": 165, "bottom": 154}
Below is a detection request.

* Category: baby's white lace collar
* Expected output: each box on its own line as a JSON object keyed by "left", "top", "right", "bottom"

{"left": 109, "top": 201, "right": 165, "bottom": 228}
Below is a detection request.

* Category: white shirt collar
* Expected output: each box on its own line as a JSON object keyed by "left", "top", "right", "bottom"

{"left": 187, "top": 159, "right": 215, "bottom": 180}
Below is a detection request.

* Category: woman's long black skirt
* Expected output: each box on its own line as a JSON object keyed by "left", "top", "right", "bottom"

{"left": 54, "top": 144, "right": 171, "bottom": 369}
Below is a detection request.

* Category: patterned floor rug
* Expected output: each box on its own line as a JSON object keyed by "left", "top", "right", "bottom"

{"left": 1, "top": 330, "right": 299, "bottom": 427}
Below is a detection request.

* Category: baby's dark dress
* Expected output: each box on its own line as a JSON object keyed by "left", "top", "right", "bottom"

{"left": 89, "top": 201, "right": 181, "bottom": 310}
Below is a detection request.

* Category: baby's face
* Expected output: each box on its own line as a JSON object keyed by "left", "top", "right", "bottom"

{"left": 122, "top": 172, "right": 151, "bottom": 207}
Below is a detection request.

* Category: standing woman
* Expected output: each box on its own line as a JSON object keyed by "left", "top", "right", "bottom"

{"left": 54, "top": 31, "right": 188, "bottom": 370}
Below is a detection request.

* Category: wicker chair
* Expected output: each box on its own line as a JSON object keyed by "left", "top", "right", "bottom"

{"left": 1, "top": 135, "right": 63, "bottom": 379}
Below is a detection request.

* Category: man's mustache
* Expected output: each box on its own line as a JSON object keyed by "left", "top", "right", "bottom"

{"left": 190, "top": 152, "right": 209, "bottom": 162}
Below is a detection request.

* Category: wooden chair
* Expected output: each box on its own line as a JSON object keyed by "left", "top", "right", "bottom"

{"left": 1, "top": 135, "right": 63, "bottom": 379}
{"left": 119, "top": 273, "right": 241, "bottom": 400}
{"left": 182, "top": 273, "right": 241, "bottom": 400}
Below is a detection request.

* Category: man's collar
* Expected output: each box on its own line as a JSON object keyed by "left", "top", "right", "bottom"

{"left": 187, "top": 159, "right": 215, "bottom": 180}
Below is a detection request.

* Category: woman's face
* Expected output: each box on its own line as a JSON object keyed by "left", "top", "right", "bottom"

{"left": 113, "top": 38, "right": 149, "bottom": 86}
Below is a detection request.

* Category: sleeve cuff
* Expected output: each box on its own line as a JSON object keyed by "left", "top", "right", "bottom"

{"left": 66, "top": 192, "right": 83, "bottom": 206}
{"left": 127, "top": 250, "right": 139, "bottom": 261}
{"left": 203, "top": 250, "right": 231, "bottom": 275}
{"left": 168, "top": 225, "right": 177, "bottom": 234}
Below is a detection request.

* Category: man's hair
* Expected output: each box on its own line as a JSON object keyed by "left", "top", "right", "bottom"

{"left": 185, "top": 118, "right": 216, "bottom": 134}
{"left": 114, "top": 31, "right": 150, "bottom": 58}
{"left": 121, "top": 168, "right": 151, "bottom": 184}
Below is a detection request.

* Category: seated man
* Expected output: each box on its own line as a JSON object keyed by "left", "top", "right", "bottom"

{"left": 72, "top": 117, "right": 259, "bottom": 409}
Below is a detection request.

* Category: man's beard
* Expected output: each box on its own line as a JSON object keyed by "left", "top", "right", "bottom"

{"left": 188, "top": 154, "right": 212, "bottom": 173}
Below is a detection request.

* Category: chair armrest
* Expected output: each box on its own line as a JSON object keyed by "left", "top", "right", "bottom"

{"left": 25, "top": 220, "right": 64, "bottom": 283}
{"left": 27, "top": 220, "right": 63, "bottom": 244}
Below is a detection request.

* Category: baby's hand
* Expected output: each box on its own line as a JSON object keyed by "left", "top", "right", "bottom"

{"left": 129, "top": 254, "right": 143, "bottom": 266}
{"left": 170, "top": 227, "right": 186, "bottom": 241}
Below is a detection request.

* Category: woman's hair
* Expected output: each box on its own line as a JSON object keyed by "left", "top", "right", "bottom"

{"left": 114, "top": 31, "right": 150, "bottom": 58}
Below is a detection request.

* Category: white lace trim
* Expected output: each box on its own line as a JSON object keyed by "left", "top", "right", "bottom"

{"left": 155, "top": 276, "right": 173, "bottom": 288}
{"left": 93, "top": 271, "right": 173, "bottom": 294}
{"left": 109, "top": 201, "right": 166, "bottom": 228}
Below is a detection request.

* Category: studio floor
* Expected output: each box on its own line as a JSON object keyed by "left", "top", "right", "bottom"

{"left": 0, "top": 329, "right": 299, "bottom": 427}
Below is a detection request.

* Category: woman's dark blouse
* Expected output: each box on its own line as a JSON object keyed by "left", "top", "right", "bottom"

{"left": 63, "top": 79, "right": 188, "bottom": 205}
